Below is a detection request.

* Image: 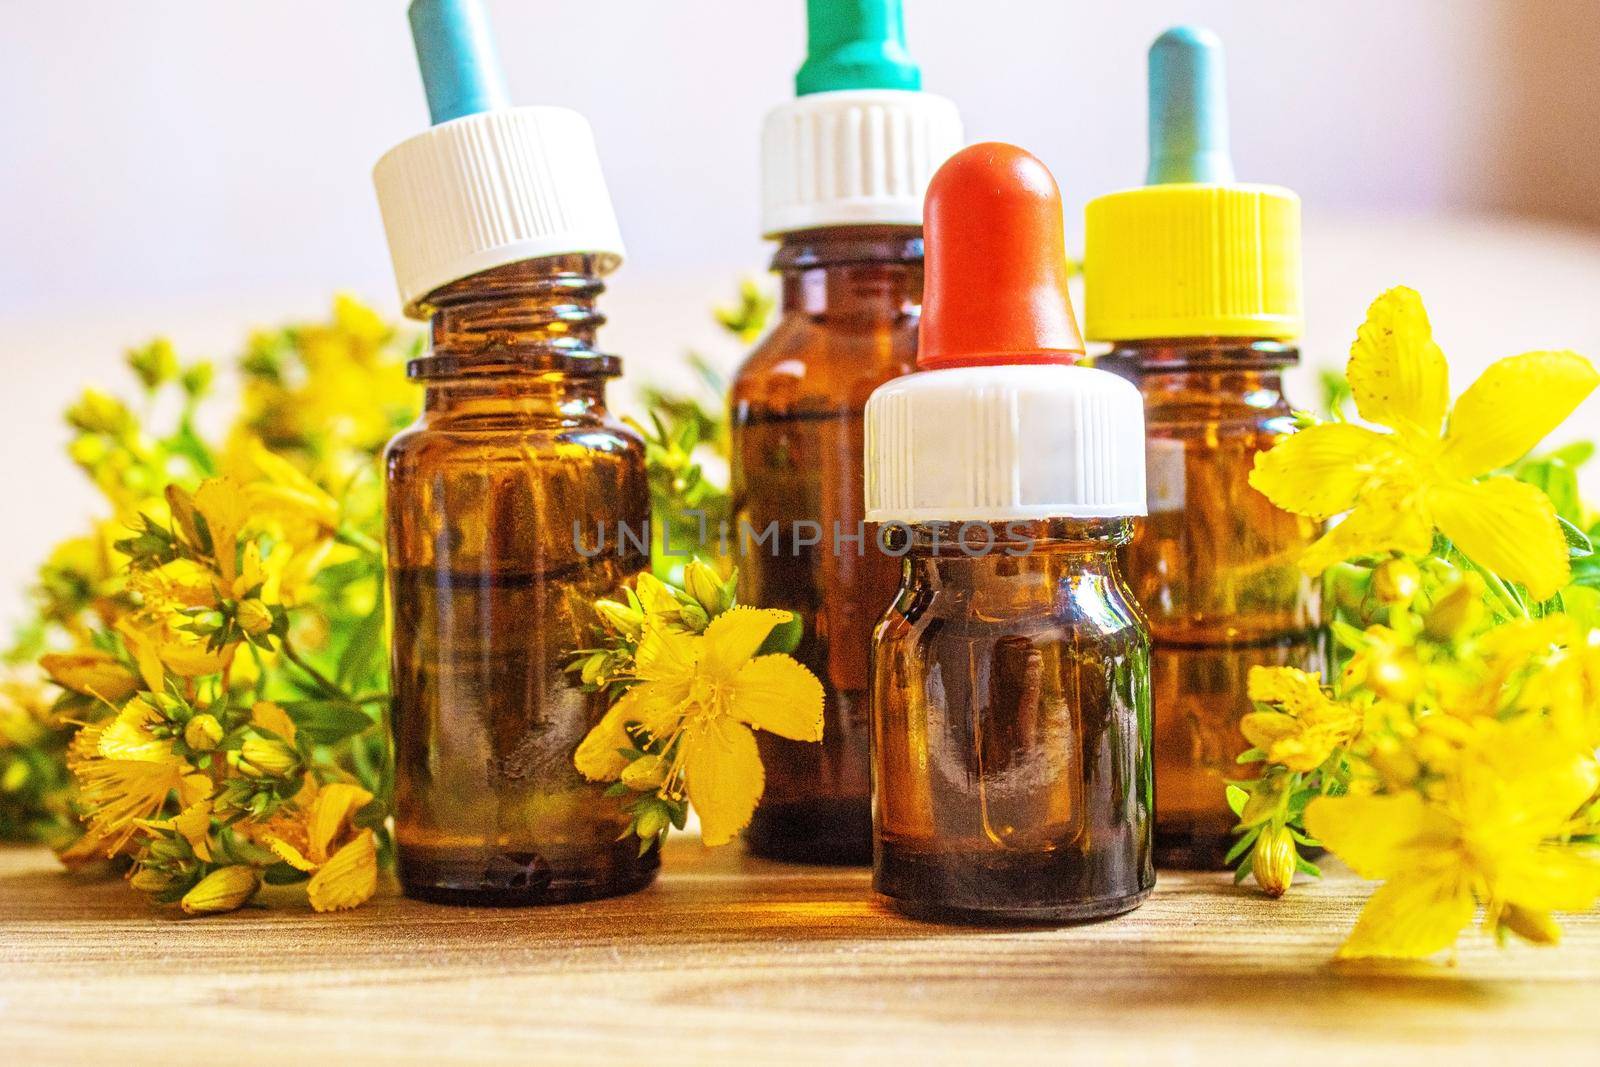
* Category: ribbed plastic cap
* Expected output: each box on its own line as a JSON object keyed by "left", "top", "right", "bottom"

{"left": 866, "top": 144, "right": 1145, "bottom": 522}
{"left": 374, "top": 106, "right": 625, "bottom": 317}
{"left": 1083, "top": 25, "right": 1303, "bottom": 341}
{"left": 865, "top": 365, "right": 1147, "bottom": 522}
{"left": 761, "top": 89, "right": 962, "bottom": 236}
{"left": 1084, "top": 182, "right": 1302, "bottom": 340}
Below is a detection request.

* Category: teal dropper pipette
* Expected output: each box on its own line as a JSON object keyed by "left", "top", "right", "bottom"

{"left": 795, "top": 0, "right": 922, "bottom": 95}
{"left": 1146, "top": 25, "right": 1234, "bottom": 184}
{"left": 408, "top": 0, "right": 509, "bottom": 124}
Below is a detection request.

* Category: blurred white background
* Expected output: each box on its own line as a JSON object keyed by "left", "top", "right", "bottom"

{"left": 2, "top": 0, "right": 1599, "bottom": 627}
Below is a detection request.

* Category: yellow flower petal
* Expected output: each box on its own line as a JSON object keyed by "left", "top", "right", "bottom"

{"left": 729, "top": 654, "right": 824, "bottom": 742}
{"left": 1426, "top": 476, "right": 1569, "bottom": 600}
{"left": 39, "top": 650, "right": 139, "bottom": 704}
{"left": 634, "top": 624, "right": 700, "bottom": 686}
{"left": 1336, "top": 864, "right": 1475, "bottom": 959}
{"left": 262, "top": 834, "right": 317, "bottom": 872}
{"left": 1438, "top": 350, "right": 1599, "bottom": 478}
{"left": 1304, "top": 793, "right": 1448, "bottom": 880}
{"left": 1248, "top": 422, "right": 1398, "bottom": 520}
{"left": 1247, "top": 666, "right": 1324, "bottom": 712}
{"left": 699, "top": 608, "right": 792, "bottom": 682}
{"left": 307, "top": 830, "right": 379, "bottom": 912}
{"left": 308, "top": 782, "right": 374, "bottom": 863}
{"left": 1346, "top": 287, "right": 1451, "bottom": 441}
{"left": 1297, "top": 491, "right": 1433, "bottom": 575}
{"left": 573, "top": 683, "right": 685, "bottom": 782}
{"left": 250, "top": 700, "right": 298, "bottom": 743}
{"left": 683, "top": 716, "right": 764, "bottom": 847}
{"left": 1496, "top": 848, "right": 1600, "bottom": 914}
{"left": 170, "top": 800, "right": 213, "bottom": 862}
{"left": 194, "top": 477, "right": 251, "bottom": 583}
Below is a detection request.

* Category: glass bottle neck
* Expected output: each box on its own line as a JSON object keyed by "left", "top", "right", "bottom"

{"left": 771, "top": 225, "right": 923, "bottom": 325}
{"left": 410, "top": 255, "right": 616, "bottom": 422}
{"left": 1105, "top": 337, "right": 1298, "bottom": 374}
{"left": 1106, "top": 337, "right": 1297, "bottom": 408}
{"left": 410, "top": 254, "right": 620, "bottom": 382}
{"left": 890, "top": 518, "right": 1134, "bottom": 565}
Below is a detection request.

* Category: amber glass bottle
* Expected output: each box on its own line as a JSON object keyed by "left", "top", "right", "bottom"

{"left": 385, "top": 255, "right": 657, "bottom": 905}
{"left": 1114, "top": 338, "right": 1323, "bottom": 868}
{"left": 731, "top": 226, "right": 921, "bottom": 864}
{"left": 873, "top": 520, "right": 1154, "bottom": 922}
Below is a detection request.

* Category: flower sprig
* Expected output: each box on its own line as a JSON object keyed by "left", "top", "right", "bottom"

{"left": 4, "top": 298, "right": 412, "bottom": 916}
{"left": 1229, "top": 287, "right": 1600, "bottom": 960}
{"left": 570, "top": 559, "right": 821, "bottom": 853}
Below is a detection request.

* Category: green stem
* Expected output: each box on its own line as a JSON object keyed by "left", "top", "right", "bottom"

{"left": 336, "top": 528, "right": 382, "bottom": 557}
{"left": 1468, "top": 558, "right": 1528, "bottom": 620}
{"left": 280, "top": 637, "right": 344, "bottom": 698}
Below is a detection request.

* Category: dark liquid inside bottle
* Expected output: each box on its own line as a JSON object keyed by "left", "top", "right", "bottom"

{"left": 1115, "top": 339, "right": 1325, "bottom": 869}
{"left": 873, "top": 520, "right": 1154, "bottom": 923}
{"left": 731, "top": 227, "right": 921, "bottom": 865}
{"left": 386, "top": 257, "right": 658, "bottom": 904}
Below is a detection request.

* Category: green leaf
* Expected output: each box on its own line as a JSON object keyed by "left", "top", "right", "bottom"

{"left": 262, "top": 861, "right": 311, "bottom": 886}
{"left": 337, "top": 605, "right": 388, "bottom": 688}
{"left": 281, "top": 700, "right": 378, "bottom": 746}
{"left": 755, "top": 611, "right": 803, "bottom": 656}
{"left": 1224, "top": 826, "right": 1262, "bottom": 865}
{"left": 1225, "top": 784, "right": 1249, "bottom": 817}
{"left": 1559, "top": 516, "right": 1594, "bottom": 559}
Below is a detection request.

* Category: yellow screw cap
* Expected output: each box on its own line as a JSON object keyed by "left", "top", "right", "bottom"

{"left": 1084, "top": 182, "right": 1303, "bottom": 341}
{"left": 1083, "top": 27, "right": 1303, "bottom": 342}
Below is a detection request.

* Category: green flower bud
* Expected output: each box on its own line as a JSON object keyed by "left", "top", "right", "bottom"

{"left": 634, "top": 805, "right": 669, "bottom": 841}
{"left": 1423, "top": 573, "right": 1487, "bottom": 642}
{"left": 1252, "top": 825, "right": 1298, "bottom": 898}
{"left": 683, "top": 559, "right": 728, "bottom": 617}
{"left": 1, "top": 759, "right": 30, "bottom": 794}
{"left": 129, "top": 867, "right": 177, "bottom": 895}
{"left": 238, "top": 736, "right": 300, "bottom": 778}
{"left": 184, "top": 713, "right": 224, "bottom": 752}
{"left": 127, "top": 339, "right": 179, "bottom": 390}
{"left": 236, "top": 598, "right": 274, "bottom": 637}
{"left": 1372, "top": 558, "right": 1422, "bottom": 607}
{"left": 180, "top": 866, "right": 260, "bottom": 915}
{"left": 595, "top": 598, "right": 643, "bottom": 639}
{"left": 65, "top": 389, "right": 133, "bottom": 436}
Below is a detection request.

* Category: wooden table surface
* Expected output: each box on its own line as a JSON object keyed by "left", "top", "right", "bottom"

{"left": 2, "top": 837, "right": 1597, "bottom": 1065}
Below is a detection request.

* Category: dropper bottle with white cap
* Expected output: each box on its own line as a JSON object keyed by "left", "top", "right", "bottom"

{"left": 374, "top": 0, "right": 654, "bottom": 905}
{"left": 731, "top": 0, "right": 964, "bottom": 865}
{"left": 867, "top": 143, "right": 1154, "bottom": 923}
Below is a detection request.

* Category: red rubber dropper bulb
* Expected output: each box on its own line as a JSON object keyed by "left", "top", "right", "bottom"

{"left": 918, "top": 142, "right": 1085, "bottom": 370}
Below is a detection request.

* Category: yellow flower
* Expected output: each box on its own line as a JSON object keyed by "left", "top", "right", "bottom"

{"left": 575, "top": 608, "right": 824, "bottom": 845}
{"left": 1306, "top": 721, "right": 1600, "bottom": 958}
{"left": 1241, "top": 667, "right": 1363, "bottom": 771}
{"left": 1250, "top": 287, "right": 1597, "bottom": 599}
{"left": 180, "top": 865, "right": 260, "bottom": 916}
{"left": 39, "top": 648, "right": 139, "bottom": 705}
{"left": 117, "top": 612, "right": 235, "bottom": 692}
{"left": 65, "top": 698, "right": 210, "bottom": 858}
{"left": 223, "top": 437, "right": 341, "bottom": 549}
{"left": 257, "top": 782, "right": 379, "bottom": 912}
{"left": 137, "top": 798, "right": 214, "bottom": 862}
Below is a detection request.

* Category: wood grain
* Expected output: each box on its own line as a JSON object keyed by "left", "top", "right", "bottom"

{"left": 2, "top": 838, "right": 1596, "bottom": 1065}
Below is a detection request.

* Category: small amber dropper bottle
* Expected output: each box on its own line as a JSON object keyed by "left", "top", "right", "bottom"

{"left": 1084, "top": 27, "right": 1324, "bottom": 869}
{"left": 732, "top": 0, "right": 963, "bottom": 864}
{"left": 866, "top": 144, "right": 1154, "bottom": 923}
{"left": 372, "top": 0, "right": 655, "bottom": 904}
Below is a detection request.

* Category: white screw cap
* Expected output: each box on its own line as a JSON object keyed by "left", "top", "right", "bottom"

{"left": 865, "top": 364, "right": 1148, "bottom": 523}
{"left": 761, "top": 89, "right": 963, "bottom": 237}
{"left": 374, "top": 105, "right": 625, "bottom": 318}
